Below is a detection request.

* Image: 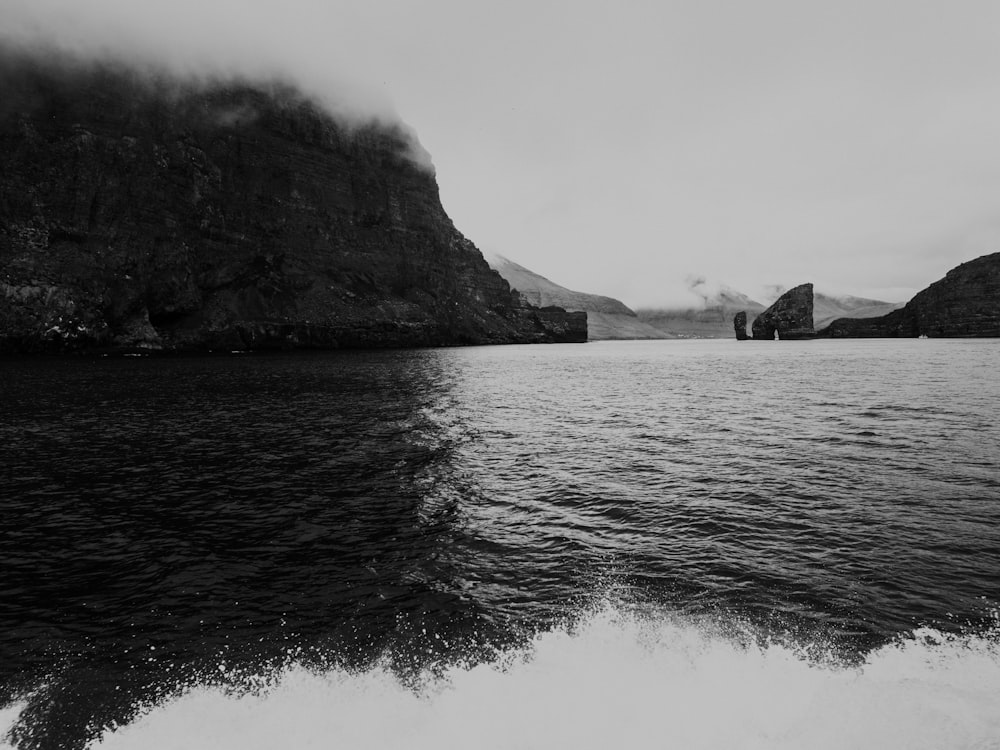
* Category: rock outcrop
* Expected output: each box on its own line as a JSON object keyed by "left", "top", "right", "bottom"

{"left": 0, "top": 52, "right": 586, "bottom": 353}
{"left": 819, "top": 253, "right": 1000, "bottom": 338}
{"left": 749, "top": 283, "right": 815, "bottom": 340}
{"left": 733, "top": 310, "right": 749, "bottom": 340}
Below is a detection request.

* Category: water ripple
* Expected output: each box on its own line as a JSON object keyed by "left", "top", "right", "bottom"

{"left": 2, "top": 340, "right": 999, "bottom": 749}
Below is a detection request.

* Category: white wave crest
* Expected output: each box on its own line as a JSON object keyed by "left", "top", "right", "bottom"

{"left": 4, "top": 607, "right": 999, "bottom": 750}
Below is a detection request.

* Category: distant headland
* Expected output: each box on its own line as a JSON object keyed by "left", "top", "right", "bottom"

{"left": 732, "top": 252, "right": 1000, "bottom": 340}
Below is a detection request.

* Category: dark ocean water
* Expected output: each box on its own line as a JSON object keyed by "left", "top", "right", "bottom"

{"left": 2, "top": 339, "right": 999, "bottom": 749}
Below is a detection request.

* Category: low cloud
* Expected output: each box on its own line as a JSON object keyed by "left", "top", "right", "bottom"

{"left": 685, "top": 275, "right": 721, "bottom": 307}
{"left": 209, "top": 103, "right": 260, "bottom": 129}
{"left": 0, "top": 0, "right": 434, "bottom": 168}
{"left": 760, "top": 284, "right": 786, "bottom": 304}
{"left": 6, "top": 0, "right": 999, "bottom": 303}
{"left": 629, "top": 276, "right": 726, "bottom": 311}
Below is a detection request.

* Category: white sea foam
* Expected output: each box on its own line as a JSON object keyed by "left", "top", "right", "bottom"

{"left": 0, "top": 704, "right": 24, "bottom": 750}
{"left": 0, "top": 607, "right": 957, "bottom": 750}
{"left": 3, "top": 606, "right": 998, "bottom": 750}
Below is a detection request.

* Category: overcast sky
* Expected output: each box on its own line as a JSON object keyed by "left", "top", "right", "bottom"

{"left": 4, "top": 0, "right": 1000, "bottom": 307}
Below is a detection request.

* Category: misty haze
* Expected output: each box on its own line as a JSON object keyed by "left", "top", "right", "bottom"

{"left": 2, "top": 2, "right": 999, "bottom": 749}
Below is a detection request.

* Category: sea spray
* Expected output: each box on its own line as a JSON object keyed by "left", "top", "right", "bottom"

{"left": 35, "top": 605, "right": 993, "bottom": 750}
{"left": 0, "top": 703, "right": 24, "bottom": 750}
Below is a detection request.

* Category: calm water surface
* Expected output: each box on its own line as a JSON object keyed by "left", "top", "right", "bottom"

{"left": 2, "top": 339, "right": 999, "bottom": 749}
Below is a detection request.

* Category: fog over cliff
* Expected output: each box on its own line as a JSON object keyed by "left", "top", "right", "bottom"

{"left": 0, "top": 53, "right": 590, "bottom": 352}
{"left": 5, "top": 0, "right": 1000, "bottom": 310}
{"left": 0, "top": 1, "right": 415, "bottom": 150}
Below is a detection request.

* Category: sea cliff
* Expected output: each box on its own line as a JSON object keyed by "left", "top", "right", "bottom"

{"left": 0, "top": 53, "right": 586, "bottom": 352}
{"left": 818, "top": 253, "right": 1000, "bottom": 338}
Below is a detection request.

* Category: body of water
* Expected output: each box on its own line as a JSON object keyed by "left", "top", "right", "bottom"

{"left": 2, "top": 339, "right": 999, "bottom": 748}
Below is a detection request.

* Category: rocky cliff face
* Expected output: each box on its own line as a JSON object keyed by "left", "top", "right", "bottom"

{"left": 819, "top": 253, "right": 1000, "bottom": 338}
{"left": 0, "top": 54, "right": 586, "bottom": 352}
{"left": 749, "top": 283, "right": 815, "bottom": 340}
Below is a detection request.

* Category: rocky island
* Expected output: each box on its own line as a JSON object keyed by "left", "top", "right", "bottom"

{"left": 0, "top": 52, "right": 586, "bottom": 353}
{"left": 736, "top": 283, "right": 815, "bottom": 340}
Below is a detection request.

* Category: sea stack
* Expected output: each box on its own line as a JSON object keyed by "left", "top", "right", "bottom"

{"left": 751, "top": 283, "right": 815, "bottom": 340}
{"left": 733, "top": 310, "right": 749, "bottom": 340}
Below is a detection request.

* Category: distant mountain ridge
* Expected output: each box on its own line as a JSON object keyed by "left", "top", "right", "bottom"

{"left": 637, "top": 288, "right": 902, "bottom": 339}
{"left": 486, "top": 254, "right": 633, "bottom": 315}
{"left": 489, "top": 251, "right": 907, "bottom": 340}
{"left": 493, "top": 244, "right": 1000, "bottom": 340}
{"left": 636, "top": 286, "right": 767, "bottom": 339}
{"left": 486, "top": 254, "right": 669, "bottom": 340}
{"left": 812, "top": 293, "right": 903, "bottom": 330}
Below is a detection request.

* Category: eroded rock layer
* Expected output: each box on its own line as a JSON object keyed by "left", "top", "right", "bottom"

{"left": 750, "top": 283, "right": 815, "bottom": 340}
{"left": 0, "top": 53, "right": 586, "bottom": 352}
{"left": 819, "top": 253, "right": 1000, "bottom": 338}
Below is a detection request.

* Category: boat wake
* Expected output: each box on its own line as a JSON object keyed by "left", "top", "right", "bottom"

{"left": 4, "top": 604, "right": 997, "bottom": 750}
